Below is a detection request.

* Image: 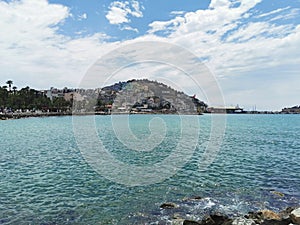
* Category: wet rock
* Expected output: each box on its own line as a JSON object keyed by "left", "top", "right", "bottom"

{"left": 261, "top": 209, "right": 281, "bottom": 220}
{"left": 199, "top": 214, "right": 232, "bottom": 225}
{"left": 173, "top": 213, "right": 183, "bottom": 219}
{"left": 246, "top": 211, "right": 263, "bottom": 223}
{"left": 232, "top": 217, "right": 256, "bottom": 225}
{"left": 290, "top": 208, "right": 300, "bottom": 225}
{"left": 260, "top": 218, "right": 292, "bottom": 225}
{"left": 271, "top": 191, "right": 285, "bottom": 197}
{"left": 210, "top": 214, "right": 231, "bottom": 225}
{"left": 183, "top": 196, "right": 203, "bottom": 201}
{"left": 183, "top": 220, "right": 201, "bottom": 225}
{"left": 222, "top": 220, "right": 234, "bottom": 225}
{"left": 246, "top": 209, "right": 282, "bottom": 223}
{"left": 160, "top": 202, "right": 178, "bottom": 209}
{"left": 279, "top": 207, "right": 297, "bottom": 219}
{"left": 172, "top": 218, "right": 184, "bottom": 225}
{"left": 201, "top": 216, "right": 215, "bottom": 225}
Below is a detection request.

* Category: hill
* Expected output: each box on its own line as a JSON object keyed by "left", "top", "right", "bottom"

{"left": 95, "top": 79, "right": 207, "bottom": 114}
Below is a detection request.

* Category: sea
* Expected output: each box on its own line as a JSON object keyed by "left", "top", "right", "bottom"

{"left": 0, "top": 114, "right": 299, "bottom": 224}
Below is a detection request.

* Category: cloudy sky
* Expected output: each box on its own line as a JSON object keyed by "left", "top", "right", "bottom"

{"left": 0, "top": 0, "right": 300, "bottom": 110}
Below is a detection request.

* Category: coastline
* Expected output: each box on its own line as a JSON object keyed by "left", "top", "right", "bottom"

{"left": 133, "top": 196, "right": 300, "bottom": 225}
{"left": 165, "top": 205, "right": 300, "bottom": 225}
{"left": 1, "top": 111, "right": 299, "bottom": 121}
{"left": 0, "top": 111, "right": 203, "bottom": 120}
{"left": 0, "top": 111, "right": 109, "bottom": 120}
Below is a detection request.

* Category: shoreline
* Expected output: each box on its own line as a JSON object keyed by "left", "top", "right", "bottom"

{"left": 0, "top": 111, "right": 202, "bottom": 120}
{"left": 169, "top": 205, "right": 300, "bottom": 225}
{"left": 1, "top": 111, "right": 299, "bottom": 121}
{"left": 139, "top": 197, "right": 300, "bottom": 225}
{"left": 0, "top": 111, "right": 109, "bottom": 120}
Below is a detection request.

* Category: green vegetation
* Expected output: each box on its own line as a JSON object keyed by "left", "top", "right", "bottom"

{"left": 0, "top": 81, "right": 71, "bottom": 113}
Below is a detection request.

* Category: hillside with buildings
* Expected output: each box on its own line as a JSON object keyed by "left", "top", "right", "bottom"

{"left": 77, "top": 79, "right": 207, "bottom": 114}
{"left": 0, "top": 79, "right": 207, "bottom": 115}
{"left": 111, "top": 79, "right": 207, "bottom": 114}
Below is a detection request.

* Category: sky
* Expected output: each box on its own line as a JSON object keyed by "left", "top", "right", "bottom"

{"left": 0, "top": 0, "right": 300, "bottom": 110}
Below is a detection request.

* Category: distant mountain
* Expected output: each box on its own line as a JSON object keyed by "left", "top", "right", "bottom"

{"left": 96, "top": 79, "right": 207, "bottom": 114}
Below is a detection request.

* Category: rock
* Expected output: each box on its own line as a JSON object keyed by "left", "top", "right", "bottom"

{"left": 245, "top": 211, "right": 263, "bottom": 223}
{"left": 280, "top": 207, "right": 297, "bottom": 219}
{"left": 261, "top": 209, "right": 281, "bottom": 220}
{"left": 260, "top": 218, "right": 292, "bottom": 225}
{"left": 172, "top": 218, "right": 185, "bottom": 225}
{"left": 222, "top": 220, "right": 234, "bottom": 225}
{"left": 271, "top": 191, "right": 285, "bottom": 197}
{"left": 160, "top": 202, "right": 178, "bottom": 209}
{"left": 183, "top": 220, "right": 201, "bottom": 225}
{"left": 201, "top": 216, "right": 215, "bottom": 225}
{"left": 173, "top": 213, "right": 183, "bottom": 219}
{"left": 210, "top": 214, "right": 230, "bottom": 225}
{"left": 183, "top": 196, "right": 202, "bottom": 201}
{"left": 232, "top": 218, "right": 256, "bottom": 225}
{"left": 290, "top": 208, "right": 300, "bottom": 225}
{"left": 199, "top": 214, "right": 231, "bottom": 225}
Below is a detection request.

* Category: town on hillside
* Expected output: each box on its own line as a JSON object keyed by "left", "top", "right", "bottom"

{"left": 0, "top": 79, "right": 207, "bottom": 117}
{"left": 0, "top": 79, "right": 299, "bottom": 119}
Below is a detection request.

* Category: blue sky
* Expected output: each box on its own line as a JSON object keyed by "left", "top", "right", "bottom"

{"left": 0, "top": 0, "right": 300, "bottom": 110}
{"left": 48, "top": 0, "right": 210, "bottom": 40}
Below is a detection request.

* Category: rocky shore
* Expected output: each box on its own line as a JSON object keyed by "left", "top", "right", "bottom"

{"left": 0, "top": 111, "right": 111, "bottom": 120}
{"left": 159, "top": 201, "right": 300, "bottom": 225}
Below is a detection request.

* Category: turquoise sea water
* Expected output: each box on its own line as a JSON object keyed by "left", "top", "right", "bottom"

{"left": 0, "top": 114, "right": 299, "bottom": 224}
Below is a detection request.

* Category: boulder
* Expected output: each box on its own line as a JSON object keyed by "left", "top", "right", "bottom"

{"left": 271, "top": 191, "right": 285, "bottom": 197}
{"left": 198, "top": 214, "right": 231, "bottom": 225}
{"left": 245, "top": 211, "right": 263, "bottom": 223}
{"left": 210, "top": 214, "right": 230, "bottom": 225}
{"left": 260, "top": 218, "right": 292, "bottom": 225}
{"left": 183, "top": 196, "right": 202, "bottom": 201}
{"left": 279, "top": 207, "right": 297, "bottom": 219}
{"left": 172, "top": 218, "right": 185, "bottom": 225}
{"left": 261, "top": 209, "right": 281, "bottom": 220}
{"left": 160, "top": 202, "right": 178, "bottom": 209}
{"left": 290, "top": 208, "right": 300, "bottom": 225}
{"left": 183, "top": 220, "right": 201, "bottom": 225}
{"left": 232, "top": 218, "right": 256, "bottom": 225}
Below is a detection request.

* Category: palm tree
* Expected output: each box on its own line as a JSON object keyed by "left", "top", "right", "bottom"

{"left": 12, "top": 86, "right": 17, "bottom": 94}
{"left": 2, "top": 85, "right": 8, "bottom": 90}
{"left": 6, "top": 80, "right": 13, "bottom": 92}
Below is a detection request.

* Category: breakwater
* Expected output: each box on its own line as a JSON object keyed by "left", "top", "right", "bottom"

{"left": 0, "top": 111, "right": 111, "bottom": 120}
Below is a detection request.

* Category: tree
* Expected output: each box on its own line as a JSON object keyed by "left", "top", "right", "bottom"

{"left": 12, "top": 86, "right": 17, "bottom": 94}
{"left": 0, "top": 86, "right": 8, "bottom": 108}
{"left": 6, "top": 80, "right": 13, "bottom": 92}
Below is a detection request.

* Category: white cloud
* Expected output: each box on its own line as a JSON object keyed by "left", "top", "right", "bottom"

{"left": 0, "top": 0, "right": 114, "bottom": 88}
{"left": 1, "top": 0, "right": 300, "bottom": 110}
{"left": 256, "top": 6, "right": 290, "bottom": 18}
{"left": 146, "top": 0, "right": 300, "bottom": 109}
{"left": 146, "top": 0, "right": 300, "bottom": 78}
{"left": 148, "top": 0, "right": 262, "bottom": 36}
{"left": 105, "top": 0, "right": 143, "bottom": 25}
{"left": 78, "top": 13, "right": 87, "bottom": 21}
{"left": 268, "top": 8, "right": 300, "bottom": 22}
{"left": 148, "top": 17, "right": 185, "bottom": 34}
{"left": 170, "top": 11, "right": 185, "bottom": 15}
{"left": 121, "top": 25, "right": 139, "bottom": 33}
